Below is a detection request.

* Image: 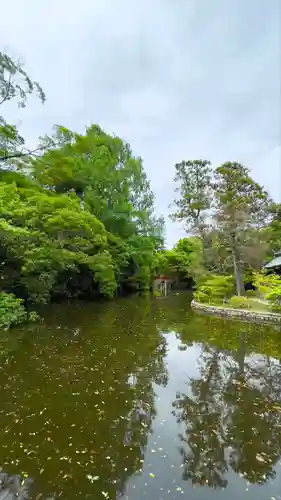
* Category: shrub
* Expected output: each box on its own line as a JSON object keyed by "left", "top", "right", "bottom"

{"left": 194, "top": 275, "right": 234, "bottom": 304}
{"left": 0, "top": 292, "right": 28, "bottom": 330}
{"left": 253, "top": 272, "right": 281, "bottom": 297}
{"left": 265, "top": 285, "right": 281, "bottom": 313}
{"left": 29, "top": 311, "right": 40, "bottom": 322}
{"left": 194, "top": 289, "right": 211, "bottom": 303}
{"left": 271, "top": 304, "right": 281, "bottom": 313}
{"left": 228, "top": 296, "right": 252, "bottom": 309}
{"left": 0, "top": 292, "right": 39, "bottom": 330}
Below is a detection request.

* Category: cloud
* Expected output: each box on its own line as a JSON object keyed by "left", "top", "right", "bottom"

{"left": 1, "top": 0, "right": 280, "bottom": 247}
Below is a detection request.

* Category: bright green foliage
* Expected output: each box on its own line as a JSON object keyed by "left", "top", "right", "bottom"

{"left": 265, "top": 203, "right": 281, "bottom": 253}
{"left": 194, "top": 275, "right": 234, "bottom": 304}
{"left": 0, "top": 119, "right": 25, "bottom": 163}
{"left": 0, "top": 292, "right": 28, "bottom": 330}
{"left": 0, "top": 128, "right": 164, "bottom": 309}
{"left": 265, "top": 286, "right": 281, "bottom": 312}
{"left": 253, "top": 272, "right": 281, "bottom": 312}
{"left": 29, "top": 124, "right": 162, "bottom": 242}
{"left": 193, "top": 287, "right": 211, "bottom": 304}
{"left": 171, "top": 159, "right": 212, "bottom": 233}
{"left": 28, "top": 124, "right": 163, "bottom": 294}
{"left": 0, "top": 50, "right": 165, "bottom": 328}
{"left": 155, "top": 237, "right": 204, "bottom": 284}
{"left": 0, "top": 179, "right": 118, "bottom": 302}
{"left": 228, "top": 296, "right": 252, "bottom": 309}
{"left": 253, "top": 272, "right": 281, "bottom": 297}
{"left": 170, "top": 160, "right": 272, "bottom": 294}
{"left": 175, "top": 238, "right": 204, "bottom": 279}
{"left": 125, "top": 235, "right": 156, "bottom": 291}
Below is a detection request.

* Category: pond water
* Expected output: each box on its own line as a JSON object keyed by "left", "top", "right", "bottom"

{"left": 1, "top": 293, "right": 281, "bottom": 500}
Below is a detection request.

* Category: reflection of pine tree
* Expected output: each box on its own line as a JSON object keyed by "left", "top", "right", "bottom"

{"left": 172, "top": 348, "right": 229, "bottom": 488}
{"left": 225, "top": 358, "right": 281, "bottom": 485}
{"left": 173, "top": 333, "right": 281, "bottom": 490}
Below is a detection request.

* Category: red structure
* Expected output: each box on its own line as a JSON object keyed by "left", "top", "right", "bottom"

{"left": 153, "top": 275, "right": 171, "bottom": 295}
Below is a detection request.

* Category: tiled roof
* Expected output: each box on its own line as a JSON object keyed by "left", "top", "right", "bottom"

{"left": 264, "top": 251, "right": 281, "bottom": 269}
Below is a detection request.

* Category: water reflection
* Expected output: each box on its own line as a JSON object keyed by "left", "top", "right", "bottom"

{"left": 0, "top": 294, "right": 281, "bottom": 499}
{"left": 171, "top": 314, "right": 281, "bottom": 496}
{"left": 173, "top": 340, "right": 281, "bottom": 489}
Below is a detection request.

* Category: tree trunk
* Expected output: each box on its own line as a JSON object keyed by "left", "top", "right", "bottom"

{"left": 232, "top": 249, "right": 245, "bottom": 296}
{"left": 237, "top": 332, "right": 246, "bottom": 375}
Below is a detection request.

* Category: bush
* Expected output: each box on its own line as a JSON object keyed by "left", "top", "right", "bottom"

{"left": 194, "top": 289, "right": 211, "bottom": 303}
{"left": 0, "top": 292, "right": 39, "bottom": 330}
{"left": 265, "top": 285, "right": 281, "bottom": 312}
{"left": 228, "top": 296, "right": 252, "bottom": 309}
{"left": 253, "top": 272, "right": 281, "bottom": 297}
{"left": 194, "top": 274, "right": 234, "bottom": 304}
{"left": 271, "top": 304, "right": 281, "bottom": 313}
{"left": 0, "top": 292, "right": 28, "bottom": 330}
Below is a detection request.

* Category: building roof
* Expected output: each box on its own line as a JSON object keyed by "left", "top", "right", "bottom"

{"left": 264, "top": 250, "right": 281, "bottom": 269}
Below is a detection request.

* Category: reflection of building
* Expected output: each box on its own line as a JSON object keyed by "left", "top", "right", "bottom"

{"left": 153, "top": 275, "right": 171, "bottom": 296}
{"left": 264, "top": 250, "right": 281, "bottom": 275}
{"left": 0, "top": 472, "right": 34, "bottom": 500}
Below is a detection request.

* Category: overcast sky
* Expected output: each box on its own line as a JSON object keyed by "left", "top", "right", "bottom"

{"left": 1, "top": 0, "right": 280, "bottom": 247}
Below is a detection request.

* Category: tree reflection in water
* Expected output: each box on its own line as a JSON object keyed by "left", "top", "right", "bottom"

{"left": 0, "top": 298, "right": 169, "bottom": 500}
{"left": 172, "top": 318, "right": 281, "bottom": 490}
{"left": 1, "top": 294, "right": 281, "bottom": 498}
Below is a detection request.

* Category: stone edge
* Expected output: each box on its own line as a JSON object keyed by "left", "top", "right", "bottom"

{"left": 191, "top": 299, "right": 281, "bottom": 324}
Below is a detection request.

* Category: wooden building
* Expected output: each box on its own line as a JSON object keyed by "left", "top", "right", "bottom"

{"left": 263, "top": 250, "right": 281, "bottom": 275}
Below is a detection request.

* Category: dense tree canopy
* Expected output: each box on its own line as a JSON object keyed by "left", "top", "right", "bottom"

{"left": 155, "top": 237, "right": 204, "bottom": 286}
{"left": 0, "top": 126, "right": 166, "bottom": 308}
{"left": 0, "top": 51, "right": 170, "bottom": 324}
{"left": 1, "top": 48, "right": 280, "bottom": 328}
{"left": 171, "top": 158, "right": 278, "bottom": 296}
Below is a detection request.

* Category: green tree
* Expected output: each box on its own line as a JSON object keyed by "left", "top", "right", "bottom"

{"left": 25, "top": 124, "right": 164, "bottom": 294}
{"left": 194, "top": 274, "right": 234, "bottom": 304}
{"left": 265, "top": 202, "right": 281, "bottom": 254}
{"left": 30, "top": 124, "right": 163, "bottom": 244}
{"left": 170, "top": 159, "right": 212, "bottom": 234}
{"left": 0, "top": 51, "right": 45, "bottom": 163}
{"left": 0, "top": 51, "right": 165, "bottom": 328}
{"left": 213, "top": 162, "right": 270, "bottom": 295}
{"left": 155, "top": 237, "right": 204, "bottom": 286}
{"left": 0, "top": 180, "right": 117, "bottom": 303}
{"left": 173, "top": 326, "right": 281, "bottom": 490}
{"left": 0, "top": 122, "right": 164, "bottom": 313}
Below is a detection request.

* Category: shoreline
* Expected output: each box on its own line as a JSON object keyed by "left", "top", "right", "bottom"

{"left": 191, "top": 299, "right": 281, "bottom": 325}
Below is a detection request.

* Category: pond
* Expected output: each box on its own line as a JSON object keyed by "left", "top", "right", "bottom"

{"left": 1, "top": 293, "right": 281, "bottom": 500}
